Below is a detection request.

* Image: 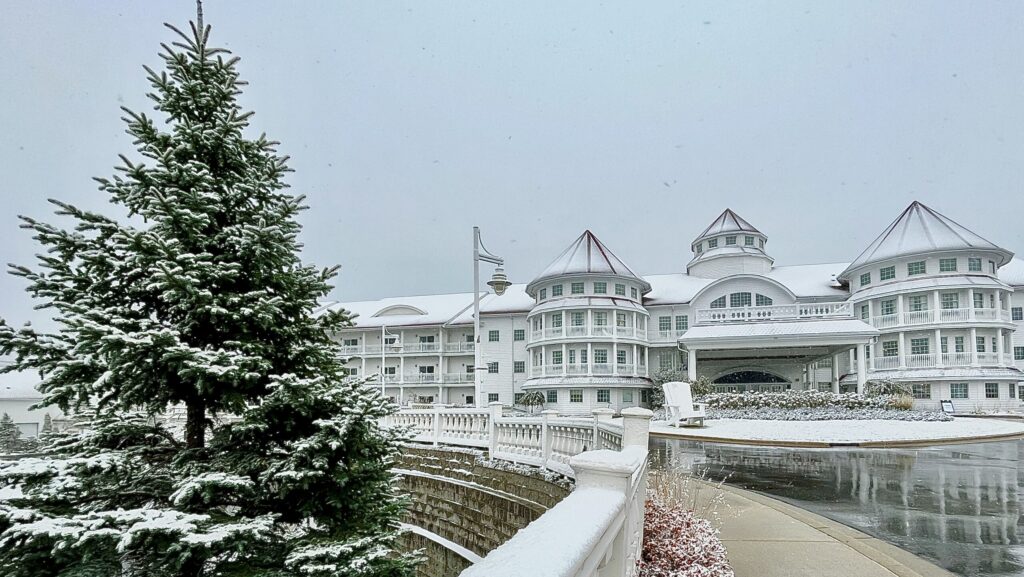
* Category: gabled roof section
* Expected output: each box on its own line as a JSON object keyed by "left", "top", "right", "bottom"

{"left": 693, "top": 209, "right": 761, "bottom": 243}
{"left": 842, "top": 201, "right": 1012, "bottom": 276}
{"left": 528, "top": 230, "right": 650, "bottom": 293}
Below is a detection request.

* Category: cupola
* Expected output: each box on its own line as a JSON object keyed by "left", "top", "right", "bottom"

{"left": 526, "top": 230, "right": 651, "bottom": 297}
{"left": 687, "top": 209, "right": 773, "bottom": 278}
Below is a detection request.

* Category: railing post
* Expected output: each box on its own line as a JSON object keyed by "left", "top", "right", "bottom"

{"left": 431, "top": 403, "right": 443, "bottom": 446}
{"left": 592, "top": 408, "right": 614, "bottom": 449}
{"left": 487, "top": 401, "right": 503, "bottom": 456}
{"left": 540, "top": 409, "right": 557, "bottom": 468}
{"left": 621, "top": 407, "right": 653, "bottom": 448}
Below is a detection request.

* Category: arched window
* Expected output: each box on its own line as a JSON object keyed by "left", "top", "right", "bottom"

{"left": 710, "top": 296, "right": 727, "bottom": 309}
{"left": 756, "top": 294, "right": 773, "bottom": 306}
{"left": 729, "top": 292, "right": 751, "bottom": 307}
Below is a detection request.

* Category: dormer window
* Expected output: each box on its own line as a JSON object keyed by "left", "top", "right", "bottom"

{"left": 708, "top": 238, "right": 719, "bottom": 249}
{"left": 729, "top": 292, "right": 752, "bottom": 307}
{"left": 539, "top": 288, "right": 547, "bottom": 300}
{"left": 968, "top": 258, "right": 982, "bottom": 272}
{"left": 725, "top": 236, "right": 737, "bottom": 246}
{"left": 552, "top": 284, "right": 563, "bottom": 297}
{"left": 745, "top": 236, "right": 754, "bottom": 246}
{"left": 696, "top": 243, "right": 703, "bottom": 253}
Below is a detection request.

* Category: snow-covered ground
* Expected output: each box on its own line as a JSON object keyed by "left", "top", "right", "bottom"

{"left": 651, "top": 417, "right": 1024, "bottom": 445}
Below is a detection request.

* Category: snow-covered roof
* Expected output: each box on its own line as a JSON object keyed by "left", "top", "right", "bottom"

{"left": 842, "top": 201, "right": 1013, "bottom": 277}
{"left": 0, "top": 369, "right": 43, "bottom": 400}
{"left": 842, "top": 367, "right": 1022, "bottom": 383}
{"left": 644, "top": 262, "right": 848, "bottom": 306}
{"left": 326, "top": 284, "right": 534, "bottom": 329}
{"left": 530, "top": 297, "right": 647, "bottom": 315}
{"left": 998, "top": 256, "right": 1024, "bottom": 286}
{"left": 852, "top": 274, "right": 1008, "bottom": 301}
{"left": 680, "top": 319, "right": 878, "bottom": 346}
{"left": 693, "top": 209, "right": 761, "bottom": 243}
{"left": 527, "top": 231, "right": 649, "bottom": 294}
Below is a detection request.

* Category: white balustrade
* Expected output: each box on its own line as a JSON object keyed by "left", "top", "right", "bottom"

{"left": 697, "top": 301, "right": 851, "bottom": 324}
{"left": 339, "top": 345, "right": 362, "bottom": 355}
{"left": 871, "top": 314, "right": 899, "bottom": 329}
{"left": 939, "top": 308, "right": 971, "bottom": 322}
{"left": 591, "top": 326, "right": 613, "bottom": 336}
{"left": 615, "top": 326, "right": 633, "bottom": 337}
{"left": 902, "top": 310, "right": 932, "bottom": 326}
{"left": 567, "top": 326, "right": 588, "bottom": 337}
{"left": 942, "top": 352, "right": 972, "bottom": 367}
{"left": 591, "top": 363, "right": 613, "bottom": 375}
{"left": 544, "top": 327, "right": 565, "bottom": 338}
{"left": 444, "top": 342, "right": 475, "bottom": 353}
{"left": 873, "top": 356, "right": 900, "bottom": 370}
{"left": 905, "top": 353, "right": 934, "bottom": 368}
{"left": 977, "top": 352, "right": 1000, "bottom": 365}
{"left": 975, "top": 308, "right": 998, "bottom": 321}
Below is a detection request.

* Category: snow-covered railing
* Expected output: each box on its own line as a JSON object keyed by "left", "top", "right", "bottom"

{"left": 383, "top": 404, "right": 631, "bottom": 478}
{"left": 459, "top": 409, "right": 652, "bottom": 577}
{"left": 696, "top": 301, "right": 852, "bottom": 324}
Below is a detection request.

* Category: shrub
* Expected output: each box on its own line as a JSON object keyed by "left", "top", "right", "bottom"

{"left": 649, "top": 370, "right": 714, "bottom": 408}
{"left": 865, "top": 379, "right": 912, "bottom": 398}
{"left": 516, "top": 390, "right": 546, "bottom": 413}
{"left": 701, "top": 390, "right": 912, "bottom": 411}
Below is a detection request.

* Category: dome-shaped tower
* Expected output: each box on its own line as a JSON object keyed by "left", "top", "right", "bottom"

{"left": 687, "top": 209, "right": 773, "bottom": 278}
{"left": 522, "top": 231, "right": 652, "bottom": 414}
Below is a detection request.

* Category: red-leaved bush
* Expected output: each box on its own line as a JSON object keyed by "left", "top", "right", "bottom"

{"left": 638, "top": 499, "right": 734, "bottom": 577}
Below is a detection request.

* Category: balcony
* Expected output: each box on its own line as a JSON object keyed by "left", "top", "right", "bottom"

{"left": 870, "top": 307, "right": 1011, "bottom": 330}
{"left": 696, "top": 302, "right": 851, "bottom": 324}
{"left": 373, "top": 373, "right": 475, "bottom": 386}
{"left": 443, "top": 342, "right": 475, "bottom": 354}
{"left": 527, "top": 363, "right": 645, "bottom": 377}
{"left": 870, "top": 351, "right": 1013, "bottom": 370}
{"left": 402, "top": 343, "right": 441, "bottom": 354}
{"left": 905, "top": 353, "right": 934, "bottom": 368}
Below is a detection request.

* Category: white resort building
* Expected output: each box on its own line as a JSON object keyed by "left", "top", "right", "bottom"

{"left": 328, "top": 202, "right": 1024, "bottom": 414}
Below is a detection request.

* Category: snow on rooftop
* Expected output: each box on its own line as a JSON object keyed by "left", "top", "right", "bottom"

{"left": 329, "top": 284, "right": 533, "bottom": 329}
{"left": 999, "top": 256, "right": 1024, "bottom": 286}
{"left": 528, "top": 230, "right": 648, "bottom": 292}
{"left": 765, "top": 262, "right": 849, "bottom": 297}
{"left": 843, "top": 201, "right": 1012, "bottom": 275}
{"left": 694, "top": 208, "right": 761, "bottom": 242}
{"left": 680, "top": 319, "right": 878, "bottom": 341}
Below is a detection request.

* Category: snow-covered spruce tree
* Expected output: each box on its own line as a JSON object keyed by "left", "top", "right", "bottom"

{"left": 0, "top": 414, "right": 20, "bottom": 454}
{"left": 0, "top": 22, "right": 415, "bottom": 577}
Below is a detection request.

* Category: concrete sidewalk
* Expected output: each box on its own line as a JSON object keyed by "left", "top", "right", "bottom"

{"left": 698, "top": 483, "right": 955, "bottom": 577}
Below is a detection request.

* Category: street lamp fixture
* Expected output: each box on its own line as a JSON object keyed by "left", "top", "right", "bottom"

{"left": 473, "top": 227, "right": 508, "bottom": 407}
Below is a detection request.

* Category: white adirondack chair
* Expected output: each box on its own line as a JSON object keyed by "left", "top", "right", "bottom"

{"left": 662, "top": 381, "right": 706, "bottom": 427}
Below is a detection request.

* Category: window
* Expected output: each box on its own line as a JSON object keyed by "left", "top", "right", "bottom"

{"left": 675, "top": 315, "right": 689, "bottom": 331}
{"left": 571, "top": 282, "right": 584, "bottom": 294}
{"left": 950, "top": 383, "right": 968, "bottom": 399}
{"left": 990, "top": 261, "right": 997, "bottom": 274}
{"left": 514, "top": 361, "right": 525, "bottom": 373}
{"left": 552, "top": 351, "right": 563, "bottom": 365}
{"left": 659, "top": 316, "right": 671, "bottom": 331}
{"left": 551, "top": 313, "right": 563, "bottom": 328}
{"left": 597, "top": 389, "right": 610, "bottom": 403}
{"left": 860, "top": 272, "right": 871, "bottom": 287}
{"left": 384, "top": 336, "right": 397, "bottom": 345}
{"left": 630, "top": 287, "right": 638, "bottom": 299}
{"left": 1012, "top": 384, "right": 1017, "bottom": 399}
{"left": 622, "top": 389, "right": 633, "bottom": 403}
{"left": 912, "top": 384, "right": 931, "bottom": 399}
{"left": 882, "top": 341, "right": 898, "bottom": 357}
{"left": 1013, "top": 307, "right": 1023, "bottom": 321}
{"left": 760, "top": 239, "right": 766, "bottom": 248}
{"left": 860, "top": 304, "right": 869, "bottom": 320}
{"left": 418, "top": 335, "right": 435, "bottom": 344}
{"left": 955, "top": 336, "right": 965, "bottom": 353}
{"left": 617, "top": 350, "right": 627, "bottom": 364}
{"left": 909, "top": 295, "right": 927, "bottom": 312}
{"left": 941, "top": 337, "right": 948, "bottom": 353}
{"left": 939, "top": 258, "right": 957, "bottom": 272}
{"left": 725, "top": 235, "right": 737, "bottom": 245}
{"left": 745, "top": 236, "right": 754, "bottom": 246}
{"left": 710, "top": 296, "right": 727, "bottom": 308}
{"left": 976, "top": 336, "right": 986, "bottom": 353}
{"left": 941, "top": 293, "right": 959, "bottom": 309}
{"left": 910, "top": 338, "right": 929, "bottom": 355}
{"left": 539, "top": 288, "right": 547, "bottom": 300}
{"left": 730, "top": 292, "right": 752, "bottom": 307}
{"left": 708, "top": 238, "right": 719, "bottom": 248}
{"left": 696, "top": 243, "right": 703, "bottom": 253}
{"left": 907, "top": 261, "right": 926, "bottom": 276}
{"left": 616, "top": 312, "right": 627, "bottom": 327}
{"left": 615, "top": 284, "right": 626, "bottom": 296}
{"left": 487, "top": 362, "right": 499, "bottom": 374}
{"left": 570, "top": 389, "right": 583, "bottom": 403}
{"left": 974, "top": 293, "right": 984, "bottom": 309}
{"left": 488, "top": 330, "right": 500, "bottom": 342}
{"left": 640, "top": 389, "right": 650, "bottom": 403}
{"left": 552, "top": 284, "right": 563, "bottom": 296}
{"left": 594, "top": 349, "right": 608, "bottom": 364}
{"left": 568, "top": 350, "right": 575, "bottom": 364}
{"left": 347, "top": 367, "right": 359, "bottom": 376}
{"left": 384, "top": 366, "right": 396, "bottom": 375}
{"left": 968, "top": 257, "right": 982, "bottom": 272}
{"left": 546, "top": 390, "right": 557, "bottom": 403}
{"left": 659, "top": 352, "right": 673, "bottom": 370}
{"left": 570, "top": 312, "right": 585, "bottom": 326}
{"left": 755, "top": 294, "right": 773, "bottom": 306}
{"left": 880, "top": 299, "right": 896, "bottom": 316}
{"left": 593, "top": 312, "right": 607, "bottom": 326}
{"left": 488, "top": 393, "right": 499, "bottom": 403}
{"left": 342, "top": 338, "right": 358, "bottom": 346}
{"left": 880, "top": 266, "right": 896, "bottom": 281}
{"left": 419, "top": 365, "right": 435, "bottom": 374}
{"left": 580, "top": 350, "right": 588, "bottom": 364}
{"left": 594, "top": 282, "right": 607, "bottom": 294}
{"left": 514, "top": 329, "right": 525, "bottom": 341}
{"left": 1015, "top": 346, "right": 1024, "bottom": 360}
{"left": 986, "top": 383, "right": 999, "bottom": 399}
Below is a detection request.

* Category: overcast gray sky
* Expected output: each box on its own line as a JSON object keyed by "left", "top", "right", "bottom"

{"left": 2, "top": 1, "right": 1022, "bottom": 325}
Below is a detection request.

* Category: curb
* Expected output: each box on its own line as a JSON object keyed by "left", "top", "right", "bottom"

{"left": 711, "top": 482, "right": 956, "bottom": 577}
{"left": 650, "top": 429, "right": 1024, "bottom": 448}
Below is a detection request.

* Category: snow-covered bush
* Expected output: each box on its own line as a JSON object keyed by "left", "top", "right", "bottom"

{"left": 707, "top": 407, "right": 953, "bottom": 421}
{"left": 864, "top": 379, "right": 912, "bottom": 398}
{"left": 701, "top": 390, "right": 912, "bottom": 411}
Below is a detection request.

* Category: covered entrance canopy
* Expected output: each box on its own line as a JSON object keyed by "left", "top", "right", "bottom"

{"left": 678, "top": 319, "right": 880, "bottom": 392}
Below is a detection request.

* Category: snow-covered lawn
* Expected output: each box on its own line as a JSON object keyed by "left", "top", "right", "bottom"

{"left": 651, "top": 417, "right": 1024, "bottom": 445}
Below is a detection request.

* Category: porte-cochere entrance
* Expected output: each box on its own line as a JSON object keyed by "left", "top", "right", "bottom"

{"left": 712, "top": 370, "right": 789, "bottom": 393}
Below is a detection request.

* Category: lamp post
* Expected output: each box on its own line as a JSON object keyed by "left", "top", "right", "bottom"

{"left": 473, "top": 227, "right": 510, "bottom": 408}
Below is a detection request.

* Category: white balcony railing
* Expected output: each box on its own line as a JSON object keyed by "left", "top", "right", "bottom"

{"left": 443, "top": 342, "right": 475, "bottom": 353}
{"left": 977, "top": 352, "right": 1000, "bottom": 365}
{"left": 566, "top": 326, "right": 588, "bottom": 337}
{"left": 697, "top": 302, "right": 851, "bottom": 324}
{"left": 902, "top": 310, "right": 932, "bottom": 326}
{"left": 873, "top": 356, "right": 900, "bottom": 370}
{"left": 905, "top": 353, "right": 934, "bottom": 368}
{"left": 615, "top": 326, "right": 634, "bottom": 337}
{"left": 402, "top": 343, "right": 441, "bottom": 354}
{"left": 591, "top": 326, "right": 614, "bottom": 337}
{"left": 591, "top": 363, "right": 613, "bottom": 375}
{"left": 941, "top": 352, "right": 972, "bottom": 367}
{"left": 544, "top": 327, "right": 565, "bottom": 338}
{"left": 871, "top": 314, "right": 899, "bottom": 329}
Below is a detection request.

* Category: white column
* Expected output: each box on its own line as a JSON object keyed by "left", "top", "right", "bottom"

{"left": 587, "top": 309, "right": 593, "bottom": 336}
{"left": 612, "top": 342, "right": 618, "bottom": 375}
{"left": 856, "top": 344, "right": 867, "bottom": 394}
{"left": 997, "top": 329, "right": 1005, "bottom": 366}
{"left": 643, "top": 347, "right": 649, "bottom": 377}
{"left": 898, "top": 331, "right": 907, "bottom": 369}
{"left": 970, "top": 327, "right": 979, "bottom": 366}
{"left": 896, "top": 294, "right": 905, "bottom": 326}
{"left": 542, "top": 345, "right": 547, "bottom": 376}
{"left": 935, "top": 328, "right": 943, "bottom": 367}
{"left": 632, "top": 344, "right": 638, "bottom": 376}
{"left": 933, "top": 290, "right": 941, "bottom": 323}
{"left": 849, "top": 349, "right": 856, "bottom": 374}
{"left": 832, "top": 354, "right": 840, "bottom": 394}
{"left": 867, "top": 298, "right": 874, "bottom": 322}
{"left": 587, "top": 342, "right": 593, "bottom": 376}
{"left": 687, "top": 348, "right": 697, "bottom": 381}
{"left": 968, "top": 289, "right": 976, "bottom": 320}
{"left": 561, "top": 342, "right": 568, "bottom": 375}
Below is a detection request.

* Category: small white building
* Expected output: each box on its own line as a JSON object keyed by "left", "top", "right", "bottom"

{"left": 328, "top": 201, "right": 1024, "bottom": 415}
{"left": 0, "top": 369, "right": 62, "bottom": 437}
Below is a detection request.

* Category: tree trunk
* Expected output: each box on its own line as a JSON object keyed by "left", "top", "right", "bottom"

{"left": 185, "top": 398, "right": 206, "bottom": 449}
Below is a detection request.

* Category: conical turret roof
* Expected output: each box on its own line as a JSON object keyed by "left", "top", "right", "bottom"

{"left": 842, "top": 201, "right": 1012, "bottom": 276}
{"left": 527, "top": 230, "right": 650, "bottom": 294}
{"left": 693, "top": 209, "right": 761, "bottom": 244}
